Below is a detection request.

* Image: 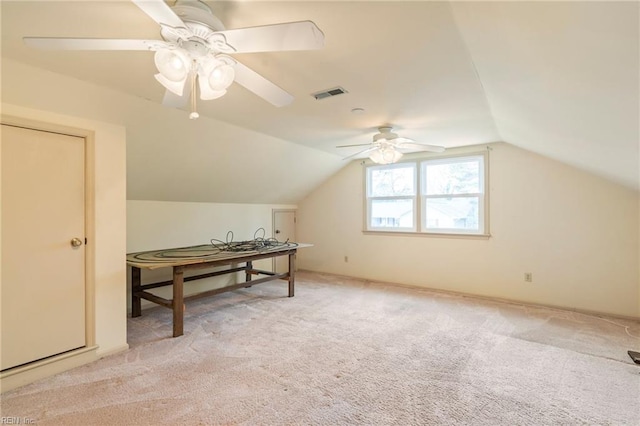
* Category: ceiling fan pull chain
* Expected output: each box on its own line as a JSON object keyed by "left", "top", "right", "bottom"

{"left": 189, "top": 67, "right": 199, "bottom": 120}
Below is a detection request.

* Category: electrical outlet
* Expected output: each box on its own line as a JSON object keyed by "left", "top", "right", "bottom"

{"left": 524, "top": 272, "right": 533, "bottom": 282}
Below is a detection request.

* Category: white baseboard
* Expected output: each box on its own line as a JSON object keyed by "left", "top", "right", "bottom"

{"left": 96, "top": 343, "right": 129, "bottom": 358}
{"left": 1, "top": 346, "right": 99, "bottom": 393}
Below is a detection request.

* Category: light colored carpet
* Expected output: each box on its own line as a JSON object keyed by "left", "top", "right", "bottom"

{"left": 2, "top": 271, "right": 639, "bottom": 425}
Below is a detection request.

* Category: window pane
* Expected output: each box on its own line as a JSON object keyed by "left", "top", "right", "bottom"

{"left": 370, "top": 199, "right": 414, "bottom": 228}
{"left": 424, "top": 197, "right": 479, "bottom": 231}
{"left": 369, "top": 166, "right": 415, "bottom": 197}
{"left": 425, "top": 160, "right": 479, "bottom": 195}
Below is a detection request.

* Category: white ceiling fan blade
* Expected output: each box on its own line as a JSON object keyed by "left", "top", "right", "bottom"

{"left": 233, "top": 61, "right": 293, "bottom": 107}
{"left": 393, "top": 137, "right": 415, "bottom": 144}
{"left": 219, "top": 21, "right": 324, "bottom": 53}
{"left": 132, "top": 0, "right": 186, "bottom": 28}
{"left": 397, "top": 142, "right": 445, "bottom": 153}
{"left": 342, "top": 146, "right": 378, "bottom": 161}
{"left": 23, "top": 37, "right": 159, "bottom": 51}
{"left": 162, "top": 88, "right": 190, "bottom": 109}
{"left": 336, "top": 143, "right": 372, "bottom": 148}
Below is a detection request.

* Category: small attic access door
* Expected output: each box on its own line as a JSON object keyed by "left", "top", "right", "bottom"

{"left": 1, "top": 124, "right": 86, "bottom": 371}
{"left": 272, "top": 209, "right": 296, "bottom": 273}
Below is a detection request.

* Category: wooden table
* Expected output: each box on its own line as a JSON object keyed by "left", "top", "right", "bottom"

{"left": 127, "top": 243, "right": 305, "bottom": 337}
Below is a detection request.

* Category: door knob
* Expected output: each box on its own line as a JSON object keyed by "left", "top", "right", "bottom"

{"left": 70, "top": 237, "right": 83, "bottom": 248}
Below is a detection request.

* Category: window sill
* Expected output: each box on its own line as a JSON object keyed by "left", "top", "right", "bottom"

{"left": 362, "top": 230, "right": 491, "bottom": 240}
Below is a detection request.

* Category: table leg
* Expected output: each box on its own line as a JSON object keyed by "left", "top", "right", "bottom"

{"left": 131, "top": 266, "right": 142, "bottom": 317}
{"left": 173, "top": 266, "right": 184, "bottom": 337}
{"left": 245, "top": 260, "right": 253, "bottom": 288}
{"left": 288, "top": 252, "right": 296, "bottom": 297}
{"left": 246, "top": 261, "right": 253, "bottom": 282}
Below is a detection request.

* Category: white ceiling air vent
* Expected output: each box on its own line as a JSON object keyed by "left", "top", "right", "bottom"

{"left": 312, "top": 86, "right": 348, "bottom": 100}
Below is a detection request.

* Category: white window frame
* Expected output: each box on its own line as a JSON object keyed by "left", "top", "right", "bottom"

{"left": 364, "top": 152, "right": 489, "bottom": 237}
{"left": 420, "top": 155, "right": 485, "bottom": 235}
{"left": 365, "top": 162, "right": 417, "bottom": 232}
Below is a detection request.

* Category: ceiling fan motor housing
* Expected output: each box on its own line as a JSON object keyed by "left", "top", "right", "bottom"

{"left": 179, "top": 39, "right": 209, "bottom": 57}
{"left": 157, "top": 0, "right": 233, "bottom": 67}
{"left": 373, "top": 127, "right": 399, "bottom": 144}
{"left": 160, "top": 0, "right": 226, "bottom": 48}
{"left": 172, "top": 0, "right": 225, "bottom": 32}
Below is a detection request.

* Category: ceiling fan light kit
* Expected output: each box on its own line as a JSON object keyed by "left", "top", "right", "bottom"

{"left": 23, "top": 0, "right": 325, "bottom": 119}
{"left": 369, "top": 146, "right": 403, "bottom": 164}
{"left": 207, "top": 59, "right": 235, "bottom": 91}
{"left": 153, "top": 41, "right": 236, "bottom": 107}
{"left": 154, "top": 49, "right": 188, "bottom": 83}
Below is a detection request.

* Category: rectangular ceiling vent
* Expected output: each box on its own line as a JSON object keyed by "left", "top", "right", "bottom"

{"left": 312, "top": 86, "right": 348, "bottom": 100}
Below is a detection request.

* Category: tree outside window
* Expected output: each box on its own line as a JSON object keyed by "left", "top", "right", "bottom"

{"left": 365, "top": 154, "right": 486, "bottom": 235}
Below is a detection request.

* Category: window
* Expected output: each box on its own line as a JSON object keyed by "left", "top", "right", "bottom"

{"left": 365, "top": 154, "right": 487, "bottom": 235}
{"left": 366, "top": 163, "right": 416, "bottom": 232}
{"left": 421, "top": 155, "right": 484, "bottom": 234}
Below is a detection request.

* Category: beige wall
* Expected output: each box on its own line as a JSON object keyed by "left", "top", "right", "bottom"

{"left": 127, "top": 200, "right": 296, "bottom": 309}
{"left": 1, "top": 103, "right": 128, "bottom": 357}
{"left": 297, "top": 142, "right": 640, "bottom": 318}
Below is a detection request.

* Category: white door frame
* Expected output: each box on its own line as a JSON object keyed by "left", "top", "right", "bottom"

{"left": 271, "top": 208, "right": 297, "bottom": 272}
{"left": 1, "top": 115, "right": 96, "bottom": 353}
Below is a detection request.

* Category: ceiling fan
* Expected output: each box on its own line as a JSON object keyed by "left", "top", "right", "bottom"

{"left": 337, "top": 126, "right": 445, "bottom": 164}
{"left": 23, "top": 0, "right": 325, "bottom": 119}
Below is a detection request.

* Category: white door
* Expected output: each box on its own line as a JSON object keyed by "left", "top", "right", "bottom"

{"left": 273, "top": 210, "right": 296, "bottom": 273}
{"left": 1, "top": 124, "right": 86, "bottom": 371}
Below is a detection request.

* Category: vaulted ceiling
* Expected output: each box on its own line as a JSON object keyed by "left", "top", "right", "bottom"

{"left": 1, "top": 1, "right": 638, "bottom": 201}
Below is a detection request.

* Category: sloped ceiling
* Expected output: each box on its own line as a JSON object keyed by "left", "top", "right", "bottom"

{"left": 1, "top": 1, "right": 638, "bottom": 204}
{"left": 451, "top": 1, "right": 639, "bottom": 191}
